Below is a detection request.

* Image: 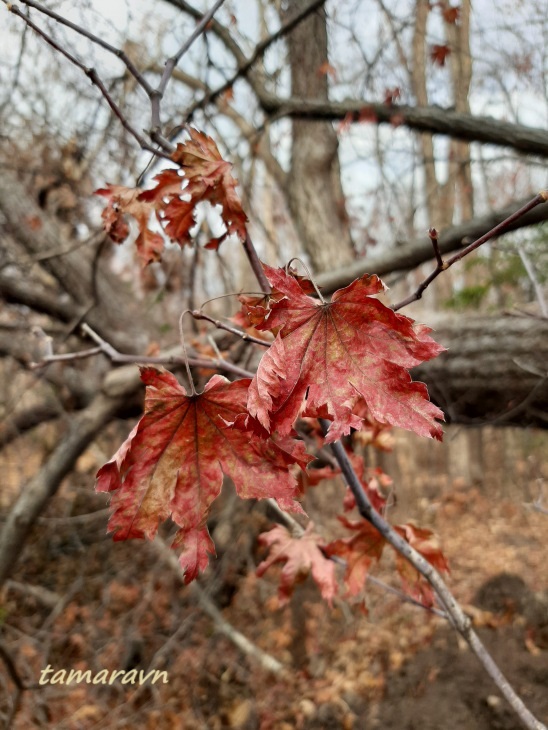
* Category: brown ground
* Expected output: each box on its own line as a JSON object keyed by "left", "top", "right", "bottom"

{"left": 0, "top": 431, "right": 547, "bottom": 730}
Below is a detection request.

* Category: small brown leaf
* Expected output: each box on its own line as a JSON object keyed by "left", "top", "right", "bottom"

{"left": 430, "top": 44, "right": 452, "bottom": 67}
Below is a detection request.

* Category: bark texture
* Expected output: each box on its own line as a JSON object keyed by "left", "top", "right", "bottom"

{"left": 414, "top": 315, "right": 548, "bottom": 428}
{"left": 260, "top": 94, "right": 548, "bottom": 158}
{"left": 282, "top": 0, "right": 355, "bottom": 272}
{"left": 316, "top": 196, "right": 548, "bottom": 293}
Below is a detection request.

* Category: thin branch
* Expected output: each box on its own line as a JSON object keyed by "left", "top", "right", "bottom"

{"left": 316, "top": 194, "right": 548, "bottom": 294}
{"left": 182, "top": 0, "right": 327, "bottom": 121}
{"left": 3, "top": 2, "right": 174, "bottom": 158}
{"left": 429, "top": 227, "right": 443, "bottom": 268}
{"left": 27, "top": 323, "right": 255, "bottom": 379}
{"left": 4, "top": 580, "right": 60, "bottom": 610}
{"left": 153, "top": 0, "right": 228, "bottom": 130}
{"left": 392, "top": 192, "right": 548, "bottom": 311}
{"left": 152, "top": 537, "right": 287, "bottom": 675}
{"left": 178, "top": 310, "right": 198, "bottom": 395}
{"left": 84, "top": 67, "right": 173, "bottom": 157}
{"left": 243, "top": 232, "right": 271, "bottom": 293}
{"left": 28, "top": 346, "right": 102, "bottom": 368}
{"left": 323, "top": 421, "right": 547, "bottom": 730}
{"left": 10, "top": 0, "right": 155, "bottom": 94}
{"left": 190, "top": 310, "right": 270, "bottom": 347}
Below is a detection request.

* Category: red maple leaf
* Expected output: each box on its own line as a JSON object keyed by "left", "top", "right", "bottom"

{"left": 441, "top": 4, "right": 460, "bottom": 24}
{"left": 325, "top": 516, "right": 386, "bottom": 596}
{"left": 384, "top": 86, "right": 401, "bottom": 105}
{"left": 95, "top": 185, "right": 164, "bottom": 265}
{"left": 256, "top": 523, "right": 337, "bottom": 605}
{"left": 326, "top": 517, "right": 449, "bottom": 604}
{"left": 246, "top": 265, "right": 445, "bottom": 443}
{"left": 393, "top": 523, "right": 450, "bottom": 606}
{"left": 140, "top": 128, "right": 248, "bottom": 249}
{"left": 96, "top": 368, "right": 307, "bottom": 582}
{"left": 430, "top": 44, "right": 452, "bottom": 67}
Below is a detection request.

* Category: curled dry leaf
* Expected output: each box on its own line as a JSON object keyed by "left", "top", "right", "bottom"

{"left": 96, "top": 128, "right": 247, "bottom": 261}
{"left": 140, "top": 127, "right": 248, "bottom": 250}
{"left": 393, "top": 523, "right": 450, "bottom": 606}
{"left": 325, "top": 516, "right": 386, "bottom": 597}
{"left": 256, "top": 523, "right": 337, "bottom": 606}
{"left": 95, "top": 184, "right": 164, "bottom": 266}
{"left": 326, "top": 517, "right": 449, "bottom": 605}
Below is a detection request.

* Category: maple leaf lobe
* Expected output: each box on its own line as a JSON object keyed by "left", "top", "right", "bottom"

{"left": 96, "top": 367, "right": 305, "bottom": 581}
{"left": 247, "top": 265, "right": 445, "bottom": 443}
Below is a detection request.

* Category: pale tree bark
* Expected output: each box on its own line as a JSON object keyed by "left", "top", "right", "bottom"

{"left": 444, "top": 0, "right": 474, "bottom": 221}
{"left": 411, "top": 0, "right": 442, "bottom": 225}
{"left": 410, "top": 0, "right": 473, "bottom": 229}
{"left": 281, "top": 0, "right": 355, "bottom": 272}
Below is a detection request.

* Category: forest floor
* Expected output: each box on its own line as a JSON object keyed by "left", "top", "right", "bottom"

{"left": 1, "top": 439, "right": 547, "bottom": 730}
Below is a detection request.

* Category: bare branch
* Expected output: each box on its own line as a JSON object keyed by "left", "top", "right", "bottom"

{"left": 3, "top": 2, "right": 172, "bottom": 158}
{"left": 324, "top": 422, "right": 547, "bottom": 730}
{"left": 392, "top": 192, "right": 547, "bottom": 310}
{"left": 182, "top": 0, "right": 328, "bottom": 121}
{"left": 9, "top": 0, "right": 155, "bottom": 94}
{"left": 28, "top": 324, "right": 255, "bottom": 379}
{"left": 190, "top": 310, "right": 270, "bottom": 347}
{"left": 317, "top": 194, "right": 548, "bottom": 294}
{"left": 153, "top": 0, "right": 228, "bottom": 130}
{"left": 0, "top": 385, "right": 139, "bottom": 588}
{"left": 153, "top": 537, "right": 287, "bottom": 675}
{"left": 257, "top": 95, "right": 548, "bottom": 158}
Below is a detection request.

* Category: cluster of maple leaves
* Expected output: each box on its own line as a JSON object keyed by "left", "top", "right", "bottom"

{"left": 95, "top": 128, "right": 448, "bottom": 608}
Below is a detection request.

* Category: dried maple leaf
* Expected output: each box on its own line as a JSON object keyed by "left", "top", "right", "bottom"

{"left": 297, "top": 447, "right": 388, "bottom": 512}
{"left": 317, "top": 60, "right": 337, "bottom": 80}
{"left": 384, "top": 86, "right": 401, "bottom": 105}
{"left": 325, "top": 516, "right": 386, "bottom": 596}
{"left": 247, "top": 265, "right": 445, "bottom": 443}
{"left": 326, "top": 518, "right": 449, "bottom": 604}
{"left": 140, "top": 127, "right": 247, "bottom": 249}
{"left": 96, "top": 367, "right": 307, "bottom": 582}
{"left": 430, "top": 43, "right": 452, "bottom": 67}
{"left": 393, "top": 523, "right": 450, "bottom": 606}
{"left": 441, "top": 4, "right": 460, "bottom": 24}
{"left": 256, "top": 523, "right": 337, "bottom": 605}
{"left": 95, "top": 185, "right": 164, "bottom": 265}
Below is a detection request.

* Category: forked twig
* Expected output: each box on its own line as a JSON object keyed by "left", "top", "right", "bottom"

{"left": 191, "top": 310, "right": 270, "bottom": 347}
{"left": 393, "top": 192, "right": 548, "bottom": 311}
{"left": 29, "top": 323, "right": 253, "bottom": 379}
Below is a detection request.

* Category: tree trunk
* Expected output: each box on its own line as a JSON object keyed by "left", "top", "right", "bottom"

{"left": 282, "top": 0, "right": 355, "bottom": 273}
{"left": 413, "top": 315, "right": 548, "bottom": 428}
